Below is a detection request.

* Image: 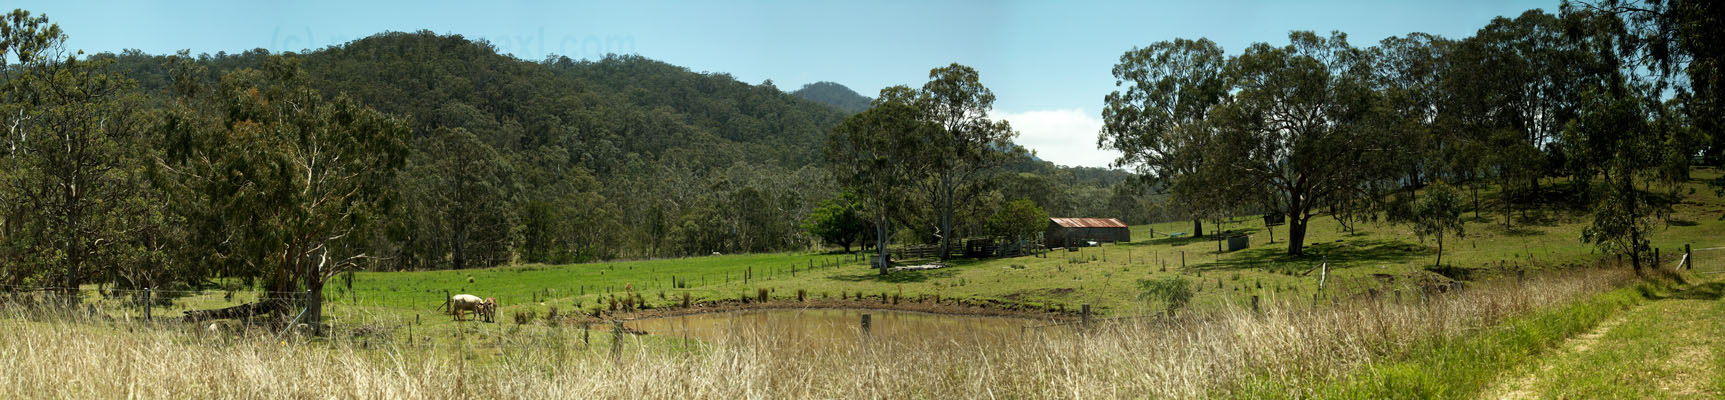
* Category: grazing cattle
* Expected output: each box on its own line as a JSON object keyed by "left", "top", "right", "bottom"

{"left": 448, "top": 294, "right": 485, "bottom": 321}
{"left": 480, "top": 297, "right": 498, "bottom": 323}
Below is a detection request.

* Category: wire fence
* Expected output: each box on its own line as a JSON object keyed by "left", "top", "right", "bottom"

{"left": 0, "top": 243, "right": 1712, "bottom": 353}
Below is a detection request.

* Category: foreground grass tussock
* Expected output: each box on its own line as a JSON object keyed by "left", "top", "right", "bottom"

{"left": 0, "top": 267, "right": 1635, "bottom": 399}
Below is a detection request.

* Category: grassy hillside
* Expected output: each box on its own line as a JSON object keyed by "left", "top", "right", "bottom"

{"left": 238, "top": 167, "right": 1725, "bottom": 332}
{"left": 11, "top": 168, "right": 1723, "bottom": 399}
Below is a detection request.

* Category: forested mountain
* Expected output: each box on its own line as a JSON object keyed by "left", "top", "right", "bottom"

{"left": 791, "top": 81, "right": 872, "bottom": 114}
{"left": 76, "top": 31, "right": 1135, "bottom": 273}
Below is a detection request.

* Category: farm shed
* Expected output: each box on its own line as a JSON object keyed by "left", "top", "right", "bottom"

{"left": 1045, "top": 218, "right": 1130, "bottom": 248}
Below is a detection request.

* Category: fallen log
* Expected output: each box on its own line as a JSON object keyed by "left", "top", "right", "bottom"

{"left": 181, "top": 299, "right": 288, "bottom": 323}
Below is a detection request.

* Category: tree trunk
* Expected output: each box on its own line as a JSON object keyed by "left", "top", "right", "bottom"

{"left": 63, "top": 188, "right": 81, "bottom": 305}
{"left": 1631, "top": 249, "right": 1642, "bottom": 274}
{"left": 1472, "top": 185, "right": 1480, "bottom": 219}
{"left": 938, "top": 184, "right": 954, "bottom": 260}
{"left": 452, "top": 220, "right": 467, "bottom": 270}
{"left": 1192, "top": 218, "right": 1204, "bottom": 238}
{"left": 1435, "top": 236, "right": 1444, "bottom": 267}
{"left": 1286, "top": 217, "right": 1307, "bottom": 256}
{"left": 875, "top": 214, "right": 891, "bottom": 276}
{"left": 306, "top": 273, "right": 325, "bottom": 336}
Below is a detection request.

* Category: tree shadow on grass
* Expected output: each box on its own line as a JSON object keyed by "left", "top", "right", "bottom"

{"left": 1500, "top": 226, "right": 1545, "bottom": 237}
{"left": 1191, "top": 239, "right": 1426, "bottom": 274}
{"left": 823, "top": 257, "right": 983, "bottom": 283}
{"left": 827, "top": 268, "right": 959, "bottom": 283}
{"left": 1664, "top": 281, "right": 1725, "bottom": 301}
{"left": 1140, "top": 235, "right": 1213, "bottom": 247}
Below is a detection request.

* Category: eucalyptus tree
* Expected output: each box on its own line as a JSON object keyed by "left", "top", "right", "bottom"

{"left": 1100, "top": 38, "right": 1232, "bottom": 238}
{"left": 406, "top": 127, "right": 516, "bottom": 270}
{"left": 1562, "top": 0, "right": 1723, "bottom": 189}
{"left": 1410, "top": 182, "right": 1465, "bottom": 267}
{"left": 1206, "top": 31, "right": 1396, "bottom": 256}
{"left": 1572, "top": 82, "right": 1671, "bottom": 272}
{"left": 1370, "top": 33, "right": 1451, "bottom": 188}
{"left": 825, "top": 102, "right": 935, "bottom": 274}
{"left": 876, "top": 64, "right": 1019, "bottom": 259}
{"left": 0, "top": 10, "right": 155, "bottom": 297}
{"left": 156, "top": 56, "right": 409, "bottom": 332}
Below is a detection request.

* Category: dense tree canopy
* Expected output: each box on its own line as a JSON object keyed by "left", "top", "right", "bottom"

{"left": 1104, "top": 5, "right": 1719, "bottom": 260}
{"left": 1100, "top": 38, "right": 1232, "bottom": 238}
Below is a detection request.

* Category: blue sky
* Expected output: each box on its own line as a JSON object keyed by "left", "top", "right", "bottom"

{"left": 16, "top": 0, "right": 1559, "bottom": 168}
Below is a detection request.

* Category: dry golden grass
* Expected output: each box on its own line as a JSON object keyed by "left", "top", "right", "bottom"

{"left": 0, "top": 266, "right": 1633, "bottom": 399}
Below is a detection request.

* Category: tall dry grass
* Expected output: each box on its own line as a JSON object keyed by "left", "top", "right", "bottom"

{"left": 0, "top": 267, "right": 1633, "bottom": 399}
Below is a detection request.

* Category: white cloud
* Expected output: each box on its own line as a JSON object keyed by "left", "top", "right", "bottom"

{"left": 995, "top": 108, "right": 1121, "bottom": 169}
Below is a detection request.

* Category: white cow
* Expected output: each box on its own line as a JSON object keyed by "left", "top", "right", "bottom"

{"left": 448, "top": 294, "right": 486, "bottom": 322}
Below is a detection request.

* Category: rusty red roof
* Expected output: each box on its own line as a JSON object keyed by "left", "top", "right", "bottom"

{"left": 1049, "top": 218, "right": 1128, "bottom": 228}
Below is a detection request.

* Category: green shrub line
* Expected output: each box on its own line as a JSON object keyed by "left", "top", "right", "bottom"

{"left": 1226, "top": 277, "right": 1670, "bottom": 399}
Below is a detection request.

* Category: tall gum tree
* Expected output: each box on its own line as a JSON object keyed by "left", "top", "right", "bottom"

{"left": 1207, "top": 31, "right": 1396, "bottom": 256}
{"left": 156, "top": 56, "right": 409, "bottom": 333}
{"left": 825, "top": 102, "right": 934, "bottom": 275}
{"left": 0, "top": 10, "right": 152, "bottom": 299}
{"left": 878, "top": 64, "right": 1018, "bottom": 259}
{"left": 1100, "top": 38, "right": 1233, "bottom": 238}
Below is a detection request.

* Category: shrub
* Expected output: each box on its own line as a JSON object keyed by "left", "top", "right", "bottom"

{"left": 1137, "top": 276, "right": 1194, "bottom": 316}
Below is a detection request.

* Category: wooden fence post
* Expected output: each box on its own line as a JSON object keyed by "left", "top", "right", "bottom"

{"left": 1251, "top": 295, "right": 1260, "bottom": 314}
{"left": 1686, "top": 244, "right": 1692, "bottom": 269}
{"left": 860, "top": 314, "right": 872, "bottom": 346}
{"left": 1081, "top": 304, "right": 1091, "bottom": 328}
{"left": 144, "top": 288, "right": 152, "bottom": 322}
{"left": 611, "top": 320, "right": 624, "bottom": 359}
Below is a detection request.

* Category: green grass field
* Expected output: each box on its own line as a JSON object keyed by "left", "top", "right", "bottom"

{"left": 254, "top": 167, "right": 1725, "bottom": 337}
{"left": 13, "top": 167, "right": 1725, "bottom": 399}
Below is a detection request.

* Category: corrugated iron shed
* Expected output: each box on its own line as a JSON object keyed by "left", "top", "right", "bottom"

{"left": 1049, "top": 218, "right": 1128, "bottom": 228}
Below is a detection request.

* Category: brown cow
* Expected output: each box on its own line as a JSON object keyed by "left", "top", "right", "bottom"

{"left": 479, "top": 297, "right": 498, "bottom": 323}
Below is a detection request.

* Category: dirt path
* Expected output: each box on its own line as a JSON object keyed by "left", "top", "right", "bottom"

{"left": 1485, "top": 280, "right": 1725, "bottom": 399}
{"left": 1485, "top": 313, "right": 1631, "bottom": 400}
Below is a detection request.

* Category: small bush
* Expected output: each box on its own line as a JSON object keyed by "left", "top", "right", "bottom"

{"left": 1138, "top": 276, "right": 1194, "bottom": 316}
